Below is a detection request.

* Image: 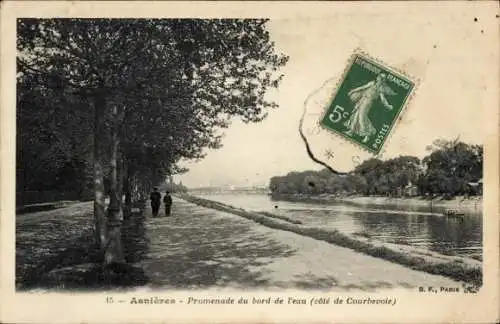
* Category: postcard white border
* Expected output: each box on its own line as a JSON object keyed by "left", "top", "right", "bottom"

{"left": 1, "top": 1, "right": 499, "bottom": 323}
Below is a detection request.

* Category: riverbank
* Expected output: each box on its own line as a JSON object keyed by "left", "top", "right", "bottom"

{"left": 270, "top": 193, "right": 482, "bottom": 211}
{"left": 139, "top": 197, "right": 463, "bottom": 290}
{"left": 177, "top": 194, "right": 482, "bottom": 288}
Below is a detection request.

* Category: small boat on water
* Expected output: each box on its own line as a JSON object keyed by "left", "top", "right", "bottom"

{"left": 443, "top": 209, "right": 465, "bottom": 217}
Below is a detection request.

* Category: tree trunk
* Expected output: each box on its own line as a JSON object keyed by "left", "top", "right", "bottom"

{"left": 104, "top": 104, "right": 125, "bottom": 265}
{"left": 141, "top": 174, "right": 151, "bottom": 200}
{"left": 117, "top": 156, "right": 124, "bottom": 205}
{"left": 134, "top": 176, "right": 142, "bottom": 202}
{"left": 130, "top": 174, "right": 138, "bottom": 202}
{"left": 93, "top": 93, "right": 107, "bottom": 252}
{"left": 123, "top": 161, "right": 132, "bottom": 219}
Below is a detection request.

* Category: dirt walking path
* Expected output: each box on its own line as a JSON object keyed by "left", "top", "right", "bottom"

{"left": 138, "top": 197, "right": 460, "bottom": 291}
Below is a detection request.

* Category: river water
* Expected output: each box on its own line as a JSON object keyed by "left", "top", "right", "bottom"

{"left": 193, "top": 193, "right": 482, "bottom": 261}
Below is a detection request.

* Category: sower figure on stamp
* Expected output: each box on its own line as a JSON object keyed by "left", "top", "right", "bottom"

{"left": 163, "top": 191, "right": 173, "bottom": 217}
{"left": 150, "top": 187, "right": 161, "bottom": 218}
{"left": 344, "top": 73, "right": 396, "bottom": 143}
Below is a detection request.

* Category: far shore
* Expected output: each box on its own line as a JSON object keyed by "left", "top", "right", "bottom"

{"left": 270, "top": 193, "right": 483, "bottom": 211}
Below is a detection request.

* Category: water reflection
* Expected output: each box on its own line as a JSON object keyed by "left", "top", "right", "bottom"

{"left": 195, "top": 193, "right": 482, "bottom": 260}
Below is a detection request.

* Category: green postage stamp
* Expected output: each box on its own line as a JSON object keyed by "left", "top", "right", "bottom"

{"left": 320, "top": 52, "right": 416, "bottom": 155}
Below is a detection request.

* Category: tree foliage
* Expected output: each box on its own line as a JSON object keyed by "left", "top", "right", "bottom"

{"left": 17, "top": 18, "right": 288, "bottom": 202}
{"left": 270, "top": 140, "right": 483, "bottom": 198}
{"left": 419, "top": 140, "right": 483, "bottom": 196}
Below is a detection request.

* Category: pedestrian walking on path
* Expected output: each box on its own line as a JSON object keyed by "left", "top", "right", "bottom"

{"left": 163, "top": 191, "right": 173, "bottom": 217}
{"left": 150, "top": 187, "right": 161, "bottom": 217}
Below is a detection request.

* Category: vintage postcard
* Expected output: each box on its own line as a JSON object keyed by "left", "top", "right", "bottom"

{"left": 1, "top": 1, "right": 499, "bottom": 323}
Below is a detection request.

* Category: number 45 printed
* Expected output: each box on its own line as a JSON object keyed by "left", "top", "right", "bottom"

{"left": 320, "top": 53, "right": 415, "bottom": 154}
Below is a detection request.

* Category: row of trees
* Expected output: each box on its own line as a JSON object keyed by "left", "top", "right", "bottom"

{"left": 17, "top": 18, "right": 288, "bottom": 266}
{"left": 162, "top": 178, "right": 188, "bottom": 193}
{"left": 270, "top": 139, "right": 483, "bottom": 198}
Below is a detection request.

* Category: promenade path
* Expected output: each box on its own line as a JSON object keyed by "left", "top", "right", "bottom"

{"left": 137, "top": 197, "right": 460, "bottom": 291}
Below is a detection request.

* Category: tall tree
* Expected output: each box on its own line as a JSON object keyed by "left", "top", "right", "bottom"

{"left": 421, "top": 141, "right": 482, "bottom": 196}
{"left": 17, "top": 18, "right": 288, "bottom": 265}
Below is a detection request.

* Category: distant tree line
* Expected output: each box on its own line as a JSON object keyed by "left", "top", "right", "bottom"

{"left": 270, "top": 139, "right": 483, "bottom": 198}
{"left": 163, "top": 178, "right": 188, "bottom": 193}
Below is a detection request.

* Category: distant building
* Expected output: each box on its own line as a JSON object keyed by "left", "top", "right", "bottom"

{"left": 404, "top": 181, "right": 419, "bottom": 197}
{"left": 466, "top": 178, "right": 483, "bottom": 195}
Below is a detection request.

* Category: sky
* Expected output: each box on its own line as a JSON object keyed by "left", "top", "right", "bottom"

{"left": 177, "top": 7, "right": 498, "bottom": 188}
